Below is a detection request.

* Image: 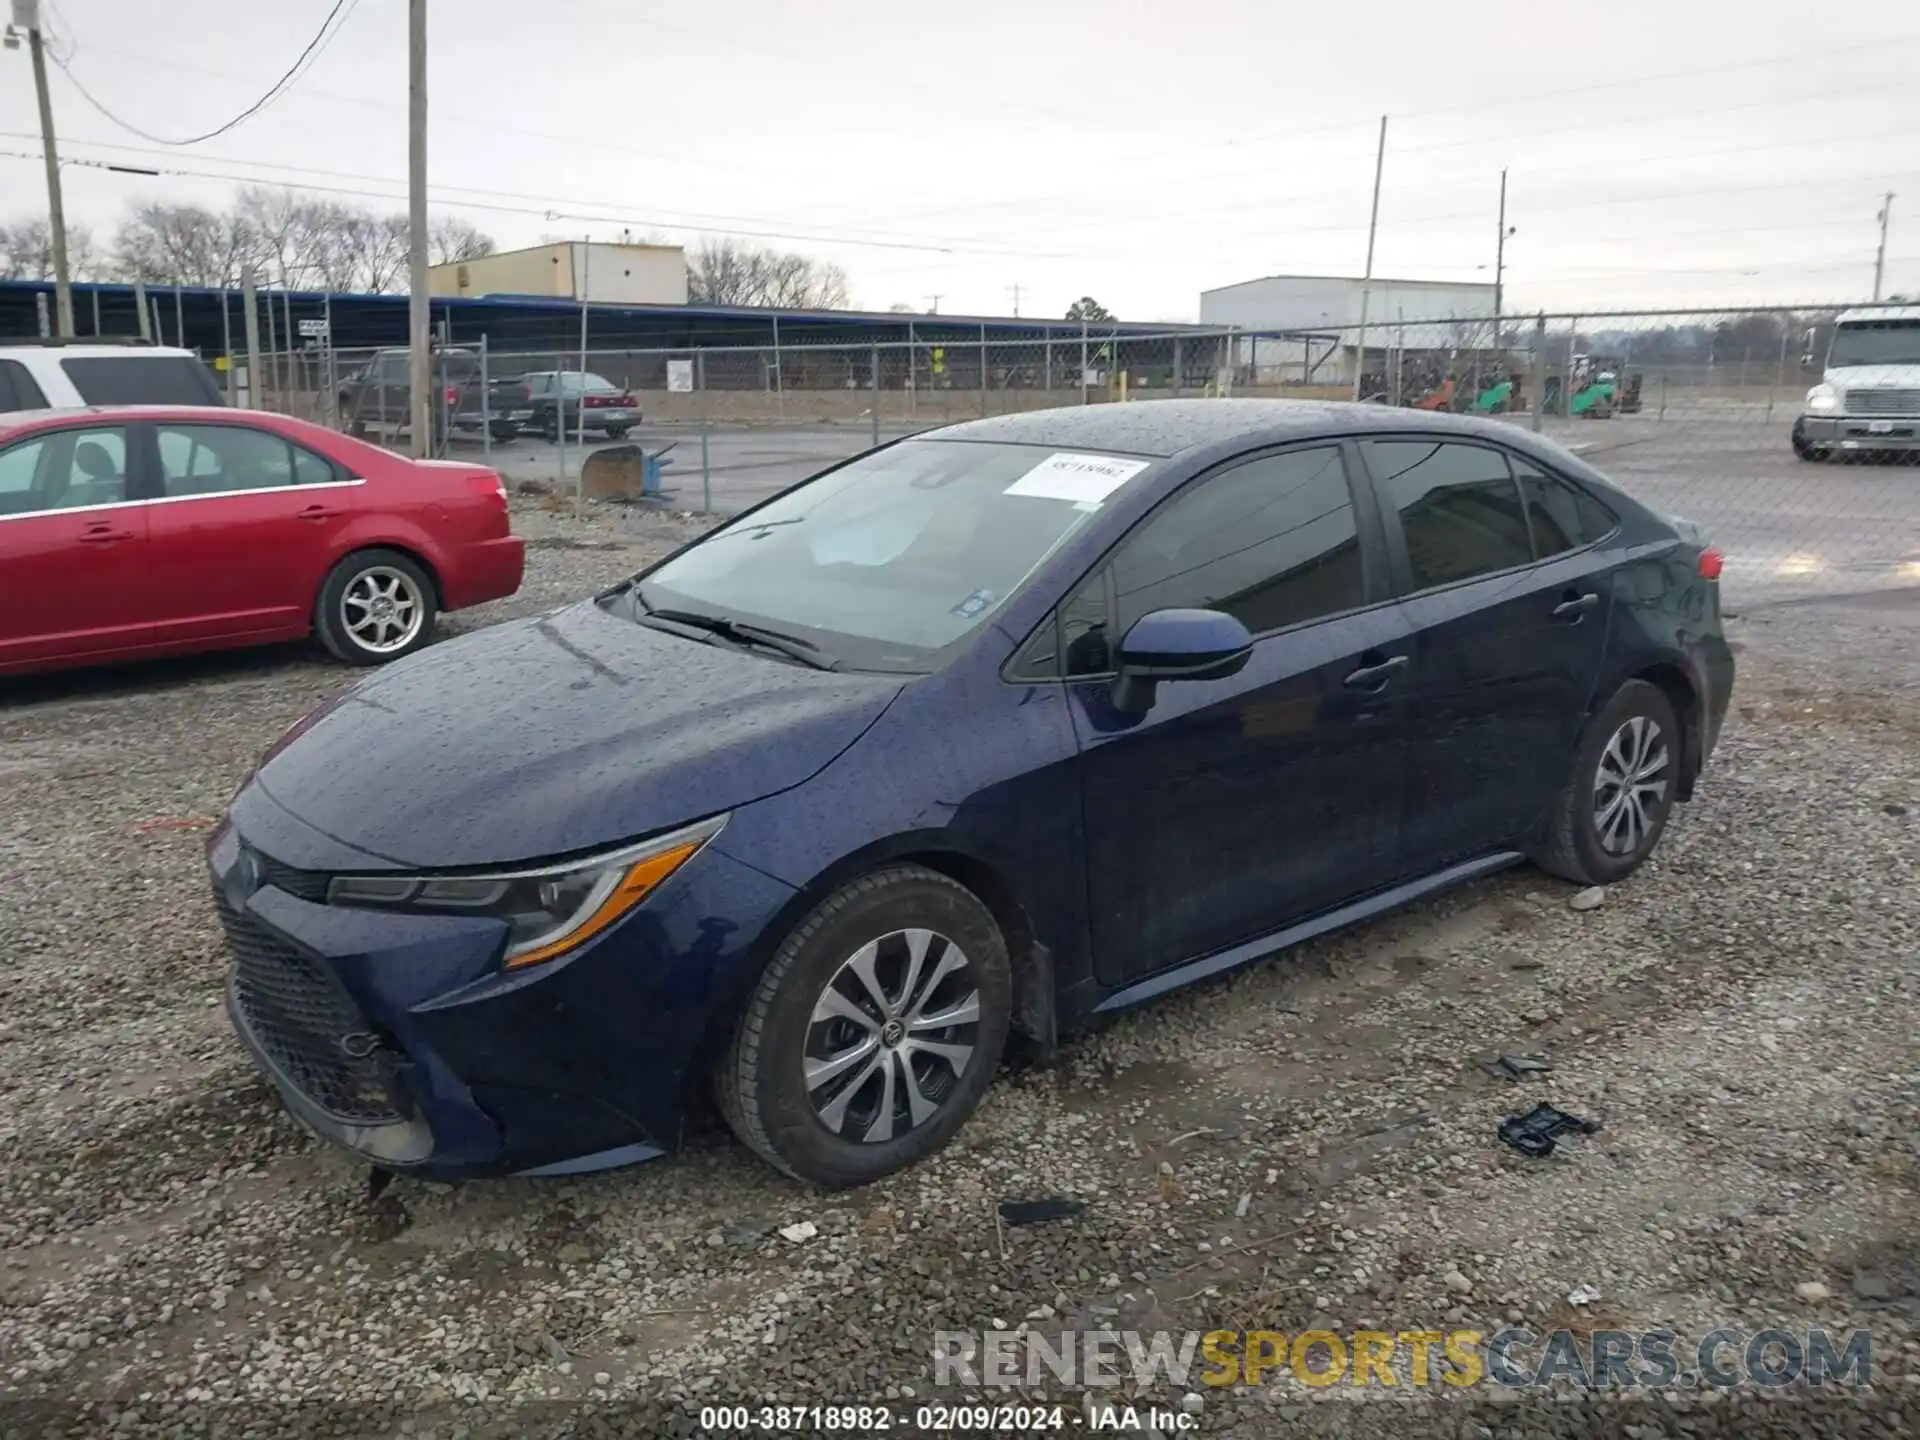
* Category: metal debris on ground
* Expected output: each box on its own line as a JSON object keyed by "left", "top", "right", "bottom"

{"left": 997, "top": 1198, "right": 1087, "bottom": 1227}
{"left": 1497, "top": 1103, "right": 1602, "bottom": 1159}
{"left": 1479, "top": 1053, "right": 1555, "bottom": 1081}
{"left": 1567, "top": 1283, "right": 1604, "bottom": 1306}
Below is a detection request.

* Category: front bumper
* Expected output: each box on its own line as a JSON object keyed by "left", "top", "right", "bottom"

{"left": 1796, "top": 414, "right": 1920, "bottom": 450}
{"left": 207, "top": 811, "right": 795, "bottom": 1180}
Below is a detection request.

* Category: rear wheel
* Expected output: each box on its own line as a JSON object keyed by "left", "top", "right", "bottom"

{"left": 314, "top": 549, "right": 438, "bottom": 666}
{"left": 716, "top": 866, "right": 1012, "bottom": 1188}
{"left": 605, "top": 424, "right": 630, "bottom": 441}
{"left": 540, "top": 408, "right": 561, "bottom": 442}
{"left": 1530, "top": 680, "right": 1682, "bottom": 887}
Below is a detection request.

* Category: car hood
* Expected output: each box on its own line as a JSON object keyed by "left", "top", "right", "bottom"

{"left": 251, "top": 600, "right": 904, "bottom": 868}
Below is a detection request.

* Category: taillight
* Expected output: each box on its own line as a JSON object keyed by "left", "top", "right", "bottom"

{"left": 466, "top": 472, "right": 507, "bottom": 504}
{"left": 1698, "top": 546, "right": 1724, "bottom": 581}
{"left": 445, "top": 385, "right": 459, "bottom": 406}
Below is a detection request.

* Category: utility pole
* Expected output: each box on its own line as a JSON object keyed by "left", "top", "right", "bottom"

{"left": 1873, "top": 192, "right": 1894, "bottom": 302}
{"left": 1494, "top": 168, "right": 1516, "bottom": 330}
{"left": 407, "top": 0, "right": 431, "bottom": 456}
{"left": 1007, "top": 283, "right": 1022, "bottom": 318}
{"left": 20, "top": 2, "right": 73, "bottom": 337}
{"left": 1350, "top": 114, "right": 1387, "bottom": 402}
{"left": 925, "top": 294, "right": 943, "bottom": 314}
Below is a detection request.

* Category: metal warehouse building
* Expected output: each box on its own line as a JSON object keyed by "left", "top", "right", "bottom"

{"left": 1201, "top": 273, "right": 1498, "bottom": 386}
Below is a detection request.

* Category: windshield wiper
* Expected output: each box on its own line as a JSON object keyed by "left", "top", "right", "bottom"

{"left": 647, "top": 607, "right": 839, "bottom": 671}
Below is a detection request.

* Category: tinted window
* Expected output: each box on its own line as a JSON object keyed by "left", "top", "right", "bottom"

{"left": 60, "top": 355, "right": 223, "bottom": 406}
{"left": 157, "top": 424, "right": 297, "bottom": 497}
{"left": 1515, "top": 461, "right": 1616, "bottom": 556}
{"left": 1365, "top": 440, "right": 1531, "bottom": 589}
{"left": 291, "top": 444, "right": 338, "bottom": 486}
{"left": 1111, "top": 447, "right": 1366, "bottom": 636}
{"left": 0, "top": 426, "right": 129, "bottom": 516}
{"left": 0, "top": 359, "right": 49, "bottom": 412}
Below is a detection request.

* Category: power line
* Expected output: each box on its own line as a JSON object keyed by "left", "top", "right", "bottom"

{"left": 47, "top": 0, "right": 362, "bottom": 148}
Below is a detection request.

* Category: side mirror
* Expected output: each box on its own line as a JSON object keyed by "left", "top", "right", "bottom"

{"left": 1110, "top": 607, "right": 1253, "bottom": 713}
{"left": 1800, "top": 353, "right": 1818, "bottom": 371}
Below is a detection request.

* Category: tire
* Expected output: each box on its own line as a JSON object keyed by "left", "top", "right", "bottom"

{"left": 490, "top": 422, "right": 520, "bottom": 443}
{"left": 1791, "top": 422, "right": 1828, "bottom": 462}
{"left": 1530, "top": 680, "right": 1683, "bottom": 887}
{"left": 605, "top": 425, "right": 630, "bottom": 441}
{"left": 313, "top": 548, "right": 438, "bottom": 667}
{"left": 716, "top": 866, "right": 1013, "bottom": 1188}
{"left": 540, "top": 408, "right": 561, "bottom": 442}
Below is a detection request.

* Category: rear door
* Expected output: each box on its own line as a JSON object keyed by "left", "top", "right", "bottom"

{"left": 1359, "top": 437, "right": 1616, "bottom": 869}
{"left": 0, "top": 423, "right": 150, "bottom": 670}
{"left": 139, "top": 420, "right": 359, "bottom": 645}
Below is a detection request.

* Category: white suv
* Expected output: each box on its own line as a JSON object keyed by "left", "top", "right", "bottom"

{"left": 0, "top": 340, "right": 226, "bottom": 412}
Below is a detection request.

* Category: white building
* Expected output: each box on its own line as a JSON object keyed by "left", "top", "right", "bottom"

{"left": 1200, "top": 273, "right": 1499, "bottom": 385}
{"left": 428, "top": 241, "right": 689, "bottom": 306}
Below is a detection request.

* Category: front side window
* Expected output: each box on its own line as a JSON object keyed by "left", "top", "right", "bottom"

{"left": 157, "top": 424, "right": 297, "bottom": 497}
{"left": 1109, "top": 446, "right": 1365, "bottom": 638}
{"left": 1364, "top": 439, "right": 1532, "bottom": 590}
{"left": 635, "top": 439, "right": 1144, "bottom": 670}
{"left": 0, "top": 426, "right": 129, "bottom": 517}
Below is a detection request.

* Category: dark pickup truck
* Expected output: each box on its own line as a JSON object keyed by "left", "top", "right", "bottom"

{"left": 338, "top": 347, "right": 531, "bottom": 445}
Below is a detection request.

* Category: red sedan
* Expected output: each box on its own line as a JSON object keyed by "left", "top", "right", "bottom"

{"left": 0, "top": 406, "right": 524, "bottom": 676}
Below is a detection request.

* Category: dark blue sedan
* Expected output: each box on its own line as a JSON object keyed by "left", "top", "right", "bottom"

{"left": 209, "top": 401, "right": 1733, "bottom": 1188}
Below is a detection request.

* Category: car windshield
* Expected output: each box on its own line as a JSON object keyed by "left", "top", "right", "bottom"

{"left": 632, "top": 438, "right": 1149, "bottom": 671}
{"left": 1829, "top": 320, "right": 1920, "bottom": 368}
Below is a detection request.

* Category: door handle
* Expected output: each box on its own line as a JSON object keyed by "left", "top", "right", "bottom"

{"left": 78, "top": 524, "right": 136, "bottom": 544}
{"left": 1343, "top": 654, "right": 1409, "bottom": 690}
{"left": 298, "top": 504, "right": 343, "bottom": 521}
{"left": 1552, "top": 591, "right": 1601, "bottom": 621}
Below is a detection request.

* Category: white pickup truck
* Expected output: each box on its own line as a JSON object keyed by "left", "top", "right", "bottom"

{"left": 1792, "top": 304, "right": 1920, "bottom": 461}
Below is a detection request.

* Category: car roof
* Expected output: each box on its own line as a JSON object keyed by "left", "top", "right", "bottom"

{"left": 0, "top": 404, "right": 302, "bottom": 442}
{"left": 0, "top": 343, "right": 204, "bottom": 360}
{"left": 925, "top": 398, "right": 1556, "bottom": 460}
{"left": 1834, "top": 306, "right": 1920, "bottom": 325}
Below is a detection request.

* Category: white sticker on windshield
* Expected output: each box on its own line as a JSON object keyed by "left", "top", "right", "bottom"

{"left": 1003, "top": 452, "right": 1149, "bottom": 505}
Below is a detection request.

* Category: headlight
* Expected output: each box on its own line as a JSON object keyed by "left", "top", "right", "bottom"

{"left": 1806, "top": 383, "right": 1839, "bottom": 413}
{"left": 326, "top": 815, "right": 725, "bottom": 969}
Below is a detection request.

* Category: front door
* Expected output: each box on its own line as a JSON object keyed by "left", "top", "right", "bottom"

{"left": 140, "top": 420, "right": 356, "bottom": 645}
{"left": 0, "top": 423, "right": 150, "bottom": 670}
{"left": 1067, "top": 444, "right": 1411, "bottom": 986}
{"left": 1357, "top": 438, "right": 1616, "bottom": 868}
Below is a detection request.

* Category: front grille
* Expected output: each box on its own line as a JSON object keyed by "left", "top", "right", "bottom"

{"left": 1843, "top": 388, "right": 1920, "bottom": 416}
{"left": 215, "top": 886, "right": 405, "bottom": 1125}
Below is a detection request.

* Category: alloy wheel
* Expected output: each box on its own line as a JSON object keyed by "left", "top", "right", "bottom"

{"left": 804, "top": 928, "right": 981, "bottom": 1144}
{"left": 1592, "top": 714, "right": 1670, "bottom": 857}
{"left": 341, "top": 566, "right": 426, "bottom": 656}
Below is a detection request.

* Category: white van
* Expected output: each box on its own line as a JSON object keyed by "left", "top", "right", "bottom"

{"left": 1792, "top": 305, "right": 1920, "bottom": 461}
{"left": 0, "top": 339, "right": 226, "bottom": 413}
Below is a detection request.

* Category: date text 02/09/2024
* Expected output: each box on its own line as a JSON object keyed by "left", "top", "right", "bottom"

{"left": 697, "top": 1402, "right": 1196, "bottom": 1431}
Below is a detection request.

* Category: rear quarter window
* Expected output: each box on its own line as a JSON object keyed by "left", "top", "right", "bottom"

{"left": 0, "top": 359, "right": 50, "bottom": 412}
{"left": 60, "top": 355, "right": 225, "bottom": 407}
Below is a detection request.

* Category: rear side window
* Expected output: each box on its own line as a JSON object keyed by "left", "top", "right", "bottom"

{"left": 60, "top": 355, "right": 224, "bottom": 407}
{"left": 1514, "top": 461, "right": 1617, "bottom": 556}
{"left": 1364, "top": 439, "right": 1532, "bottom": 590}
{"left": 156, "top": 424, "right": 299, "bottom": 496}
{"left": 0, "top": 359, "right": 50, "bottom": 412}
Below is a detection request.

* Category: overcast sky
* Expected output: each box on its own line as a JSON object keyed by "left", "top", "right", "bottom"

{"left": 3, "top": 0, "right": 1915, "bottom": 320}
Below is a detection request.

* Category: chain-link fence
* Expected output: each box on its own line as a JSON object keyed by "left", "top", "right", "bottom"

{"left": 229, "top": 298, "right": 1918, "bottom": 608}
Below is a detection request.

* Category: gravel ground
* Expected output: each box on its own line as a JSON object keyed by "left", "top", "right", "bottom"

{"left": 0, "top": 500, "right": 1915, "bottom": 1439}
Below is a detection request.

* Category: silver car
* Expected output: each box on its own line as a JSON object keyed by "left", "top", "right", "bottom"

{"left": 522, "top": 371, "right": 642, "bottom": 441}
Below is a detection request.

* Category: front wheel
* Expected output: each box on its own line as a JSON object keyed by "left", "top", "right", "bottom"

{"left": 716, "top": 866, "right": 1012, "bottom": 1188}
{"left": 1530, "top": 680, "right": 1683, "bottom": 887}
{"left": 1791, "top": 426, "right": 1829, "bottom": 462}
{"left": 314, "top": 549, "right": 438, "bottom": 666}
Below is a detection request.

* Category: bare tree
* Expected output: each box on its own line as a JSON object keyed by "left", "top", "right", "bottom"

{"left": 111, "top": 202, "right": 257, "bottom": 287}
{"left": 428, "top": 216, "right": 495, "bottom": 267}
{"left": 687, "top": 236, "right": 848, "bottom": 309}
{"left": 0, "top": 218, "right": 99, "bottom": 280}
